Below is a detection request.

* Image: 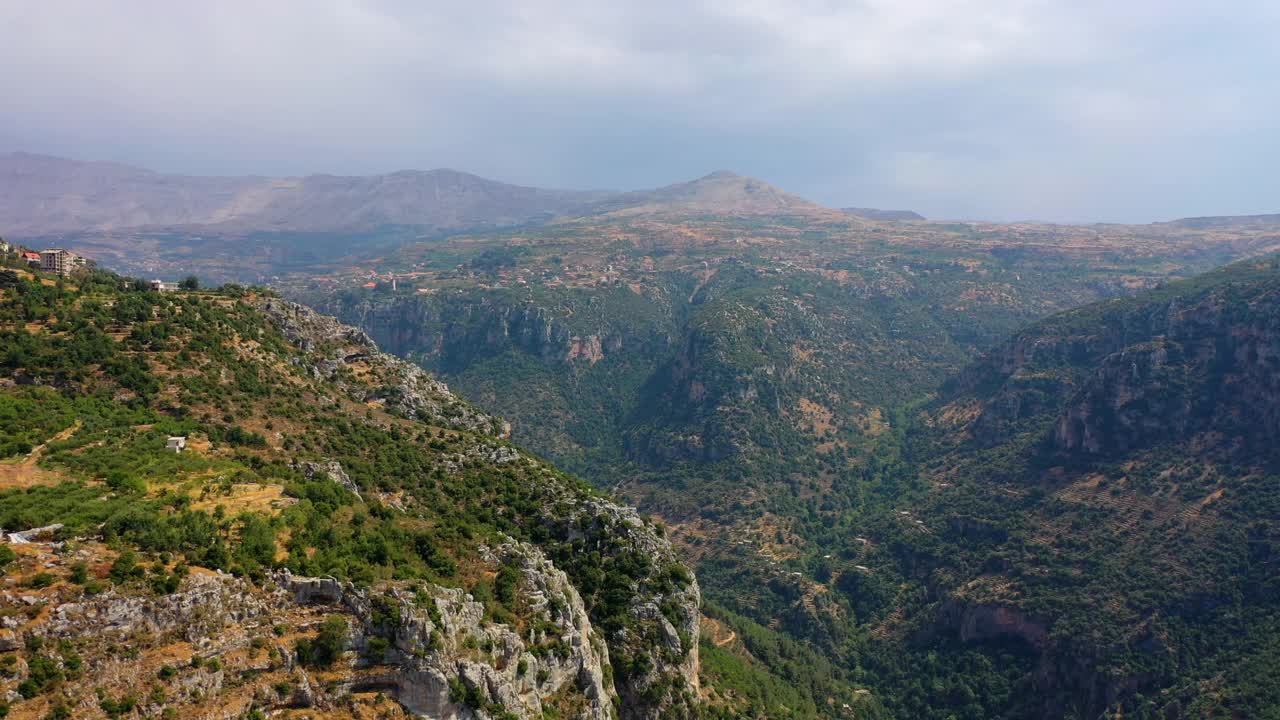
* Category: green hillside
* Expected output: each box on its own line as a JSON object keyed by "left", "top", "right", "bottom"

{"left": 867, "top": 255, "right": 1280, "bottom": 717}
{"left": 0, "top": 260, "right": 704, "bottom": 719}
{"left": 314, "top": 242, "right": 1280, "bottom": 718}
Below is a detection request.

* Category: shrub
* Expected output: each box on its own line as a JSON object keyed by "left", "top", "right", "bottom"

{"left": 365, "top": 635, "right": 390, "bottom": 662}
{"left": 17, "top": 654, "right": 61, "bottom": 697}
{"left": 296, "top": 616, "right": 348, "bottom": 668}
{"left": 108, "top": 550, "right": 144, "bottom": 583}
{"left": 25, "top": 572, "right": 55, "bottom": 589}
{"left": 99, "top": 694, "right": 138, "bottom": 718}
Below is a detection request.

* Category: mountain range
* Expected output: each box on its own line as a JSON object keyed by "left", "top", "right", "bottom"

{"left": 0, "top": 152, "right": 608, "bottom": 235}
{"left": 0, "top": 153, "right": 856, "bottom": 238}
{"left": 7, "top": 150, "right": 1280, "bottom": 718}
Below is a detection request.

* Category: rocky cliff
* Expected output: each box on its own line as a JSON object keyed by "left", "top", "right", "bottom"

{"left": 255, "top": 296, "right": 703, "bottom": 719}
{"left": 0, "top": 273, "right": 701, "bottom": 719}
{"left": 3, "top": 539, "right": 620, "bottom": 720}
{"left": 310, "top": 290, "right": 669, "bottom": 373}
{"left": 908, "top": 256, "right": 1280, "bottom": 718}
{"left": 948, "top": 256, "right": 1280, "bottom": 464}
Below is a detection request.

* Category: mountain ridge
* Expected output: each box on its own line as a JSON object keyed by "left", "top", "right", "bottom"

{"left": 1163, "top": 211, "right": 1280, "bottom": 229}
{"left": 0, "top": 152, "right": 609, "bottom": 235}
{"left": 0, "top": 153, "right": 842, "bottom": 237}
{"left": 9, "top": 152, "right": 1280, "bottom": 241}
{"left": 584, "top": 170, "right": 830, "bottom": 217}
{"left": 894, "top": 254, "right": 1280, "bottom": 717}
{"left": 842, "top": 207, "right": 925, "bottom": 221}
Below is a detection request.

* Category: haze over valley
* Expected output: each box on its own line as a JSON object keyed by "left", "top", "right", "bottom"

{"left": 3, "top": 2, "right": 1280, "bottom": 719}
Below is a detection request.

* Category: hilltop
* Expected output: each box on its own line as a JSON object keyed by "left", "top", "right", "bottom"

{"left": 585, "top": 171, "right": 829, "bottom": 217}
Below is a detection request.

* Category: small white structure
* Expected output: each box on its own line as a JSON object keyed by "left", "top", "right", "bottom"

{"left": 150, "top": 279, "right": 178, "bottom": 292}
{"left": 7, "top": 524, "right": 64, "bottom": 544}
{"left": 166, "top": 436, "right": 187, "bottom": 453}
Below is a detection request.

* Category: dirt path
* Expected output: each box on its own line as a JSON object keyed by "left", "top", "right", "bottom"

{"left": 0, "top": 419, "right": 81, "bottom": 490}
{"left": 701, "top": 615, "right": 739, "bottom": 649}
{"left": 26, "top": 419, "right": 82, "bottom": 464}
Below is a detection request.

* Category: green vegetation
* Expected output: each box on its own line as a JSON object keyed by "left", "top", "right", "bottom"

{"left": 309, "top": 210, "right": 1280, "bottom": 719}
{"left": 843, "top": 256, "right": 1280, "bottom": 718}
{"left": 295, "top": 616, "right": 348, "bottom": 668}
{"left": 0, "top": 264, "right": 700, "bottom": 718}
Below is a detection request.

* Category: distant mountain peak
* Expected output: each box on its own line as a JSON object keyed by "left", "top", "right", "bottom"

{"left": 589, "top": 170, "right": 826, "bottom": 216}
{"left": 698, "top": 170, "right": 743, "bottom": 181}
{"left": 842, "top": 207, "right": 926, "bottom": 221}
{"left": 0, "top": 152, "right": 831, "bottom": 235}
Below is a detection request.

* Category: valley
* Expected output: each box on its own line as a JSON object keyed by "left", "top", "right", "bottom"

{"left": 7, "top": 1, "right": 1279, "bottom": 717}
{"left": 282, "top": 198, "right": 1280, "bottom": 717}
{"left": 4, "top": 156, "right": 1280, "bottom": 718}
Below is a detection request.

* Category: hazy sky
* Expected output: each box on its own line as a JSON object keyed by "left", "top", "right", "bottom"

{"left": 3, "top": 1, "right": 1278, "bottom": 222}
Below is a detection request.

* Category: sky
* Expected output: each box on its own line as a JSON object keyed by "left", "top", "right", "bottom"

{"left": 2, "top": 1, "right": 1278, "bottom": 222}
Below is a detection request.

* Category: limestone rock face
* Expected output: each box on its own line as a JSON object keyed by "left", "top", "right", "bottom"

{"left": 251, "top": 296, "right": 702, "bottom": 718}
{"left": 44, "top": 570, "right": 284, "bottom": 642}
{"left": 317, "top": 295, "right": 635, "bottom": 370}
{"left": 256, "top": 297, "right": 507, "bottom": 436}
{"left": 294, "top": 459, "right": 362, "bottom": 498}
{"left": 23, "top": 556, "right": 623, "bottom": 719}
{"left": 279, "top": 539, "right": 616, "bottom": 720}
{"left": 550, "top": 499, "right": 702, "bottom": 720}
{"left": 939, "top": 599, "right": 1049, "bottom": 650}
{"left": 955, "top": 276, "right": 1280, "bottom": 461}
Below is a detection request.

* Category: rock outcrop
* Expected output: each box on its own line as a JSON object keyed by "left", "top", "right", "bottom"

{"left": 256, "top": 297, "right": 509, "bottom": 436}
{"left": 254, "top": 295, "right": 702, "bottom": 719}
{"left": 950, "top": 260, "right": 1280, "bottom": 463}
{"left": 313, "top": 294, "right": 646, "bottom": 370}
{"left": 294, "top": 459, "right": 362, "bottom": 499}
{"left": 277, "top": 540, "right": 617, "bottom": 720}
{"left": 545, "top": 499, "right": 702, "bottom": 719}
{"left": 14, "top": 544, "right": 628, "bottom": 720}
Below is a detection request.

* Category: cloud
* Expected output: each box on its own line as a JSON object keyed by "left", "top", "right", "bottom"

{"left": 1, "top": 0, "right": 1277, "bottom": 221}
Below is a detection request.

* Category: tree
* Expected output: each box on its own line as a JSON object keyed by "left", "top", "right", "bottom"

{"left": 179, "top": 275, "right": 200, "bottom": 291}
{"left": 295, "top": 616, "right": 348, "bottom": 668}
